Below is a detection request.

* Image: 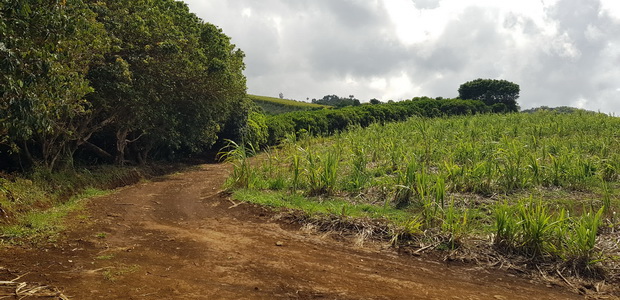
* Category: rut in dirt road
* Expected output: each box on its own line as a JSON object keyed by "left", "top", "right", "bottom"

{"left": 0, "top": 163, "right": 582, "bottom": 299}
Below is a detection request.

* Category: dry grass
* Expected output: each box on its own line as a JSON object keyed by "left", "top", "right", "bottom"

{"left": 0, "top": 269, "right": 69, "bottom": 299}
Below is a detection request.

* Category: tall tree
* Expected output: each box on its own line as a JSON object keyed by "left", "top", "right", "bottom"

{"left": 85, "top": 0, "right": 246, "bottom": 164}
{"left": 0, "top": 0, "right": 109, "bottom": 170}
{"left": 1, "top": 0, "right": 248, "bottom": 170}
{"left": 458, "top": 79, "right": 520, "bottom": 112}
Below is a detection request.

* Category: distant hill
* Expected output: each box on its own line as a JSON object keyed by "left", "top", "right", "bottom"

{"left": 249, "top": 95, "right": 331, "bottom": 115}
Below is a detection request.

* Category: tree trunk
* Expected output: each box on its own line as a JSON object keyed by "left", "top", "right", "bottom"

{"left": 115, "top": 128, "right": 129, "bottom": 165}
{"left": 81, "top": 141, "right": 114, "bottom": 162}
{"left": 20, "top": 142, "right": 34, "bottom": 165}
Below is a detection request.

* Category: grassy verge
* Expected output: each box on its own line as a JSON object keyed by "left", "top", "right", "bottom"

{"left": 233, "top": 189, "right": 412, "bottom": 222}
{"left": 0, "top": 164, "right": 185, "bottom": 244}
{"left": 0, "top": 188, "right": 110, "bottom": 243}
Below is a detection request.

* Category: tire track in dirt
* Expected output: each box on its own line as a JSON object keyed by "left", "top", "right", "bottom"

{"left": 0, "top": 163, "right": 583, "bottom": 299}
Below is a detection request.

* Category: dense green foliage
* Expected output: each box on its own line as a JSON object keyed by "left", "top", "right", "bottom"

{"left": 227, "top": 111, "right": 619, "bottom": 269}
{"left": 264, "top": 98, "right": 488, "bottom": 146}
{"left": 1, "top": 0, "right": 110, "bottom": 170}
{"left": 248, "top": 94, "right": 329, "bottom": 115}
{"left": 1, "top": 0, "right": 247, "bottom": 170}
{"left": 369, "top": 98, "right": 382, "bottom": 105}
{"left": 458, "top": 78, "right": 520, "bottom": 112}
{"left": 312, "top": 94, "right": 361, "bottom": 108}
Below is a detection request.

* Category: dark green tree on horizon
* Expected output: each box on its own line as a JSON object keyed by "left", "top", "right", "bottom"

{"left": 312, "top": 94, "right": 360, "bottom": 108}
{"left": 458, "top": 78, "right": 520, "bottom": 112}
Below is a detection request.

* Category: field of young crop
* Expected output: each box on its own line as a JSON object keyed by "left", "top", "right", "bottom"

{"left": 224, "top": 111, "right": 620, "bottom": 277}
{"left": 248, "top": 94, "right": 330, "bottom": 115}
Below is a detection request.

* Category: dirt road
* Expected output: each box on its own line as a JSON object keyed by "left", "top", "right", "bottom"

{"left": 0, "top": 163, "right": 583, "bottom": 299}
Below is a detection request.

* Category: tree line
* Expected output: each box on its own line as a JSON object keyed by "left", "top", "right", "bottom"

{"left": 0, "top": 0, "right": 247, "bottom": 171}
{"left": 252, "top": 79, "right": 521, "bottom": 147}
{"left": 248, "top": 98, "right": 490, "bottom": 147}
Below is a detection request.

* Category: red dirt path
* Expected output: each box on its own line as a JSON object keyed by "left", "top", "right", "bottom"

{"left": 0, "top": 163, "right": 584, "bottom": 299}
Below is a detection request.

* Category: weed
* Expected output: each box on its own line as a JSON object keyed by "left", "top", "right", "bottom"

{"left": 394, "top": 159, "right": 417, "bottom": 207}
{"left": 564, "top": 207, "right": 604, "bottom": 269}
{"left": 319, "top": 149, "right": 340, "bottom": 195}
{"left": 219, "top": 140, "right": 258, "bottom": 189}
{"left": 601, "top": 180, "right": 613, "bottom": 216}
{"left": 95, "top": 254, "right": 114, "bottom": 260}
{"left": 290, "top": 154, "right": 302, "bottom": 190}
{"left": 348, "top": 145, "right": 370, "bottom": 190}
{"left": 103, "top": 264, "right": 140, "bottom": 281}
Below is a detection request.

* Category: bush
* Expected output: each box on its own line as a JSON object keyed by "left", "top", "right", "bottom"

{"left": 244, "top": 112, "right": 269, "bottom": 149}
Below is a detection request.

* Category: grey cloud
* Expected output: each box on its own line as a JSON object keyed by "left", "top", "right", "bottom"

{"left": 405, "top": 0, "right": 620, "bottom": 113}
{"left": 320, "top": 0, "right": 385, "bottom": 29}
{"left": 184, "top": 0, "right": 620, "bottom": 112}
{"left": 523, "top": 0, "right": 620, "bottom": 111}
{"left": 283, "top": 1, "right": 408, "bottom": 78}
{"left": 236, "top": 0, "right": 411, "bottom": 94}
{"left": 404, "top": 7, "right": 507, "bottom": 94}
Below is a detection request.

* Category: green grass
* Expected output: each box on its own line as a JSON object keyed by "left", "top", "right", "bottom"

{"left": 249, "top": 94, "right": 330, "bottom": 115}
{"left": 0, "top": 188, "right": 109, "bottom": 243}
{"left": 0, "top": 164, "right": 158, "bottom": 244}
{"left": 233, "top": 189, "right": 411, "bottom": 223}
{"left": 102, "top": 264, "right": 140, "bottom": 281}
{"left": 95, "top": 254, "right": 115, "bottom": 260}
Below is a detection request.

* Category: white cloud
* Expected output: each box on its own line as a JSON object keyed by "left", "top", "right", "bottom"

{"left": 241, "top": 7, "right": 252, "bottom": 18}
{"left": 383, "top": 0, "right": 451, "bottom": 45}
{"left": 383, "top": 72, "right": 420, "bottom": 101}
{"left": 600, "top": 0, "right": 620, "bottom": 19}
{"left": 369, "top": 77, "right": 387, "bottom": 90}
{"left": 573, "top": 98, "right": 588, "bottom": 109}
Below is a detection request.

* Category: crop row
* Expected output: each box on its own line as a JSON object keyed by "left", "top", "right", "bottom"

{"left": 243, "top": 112, "right": 620, "bottom": 196}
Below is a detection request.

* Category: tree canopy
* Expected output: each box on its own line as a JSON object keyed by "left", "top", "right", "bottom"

{"left": 312, "top": 95, "right": 361, "bottom": 108}
{"left": 457, "top": 79, "right": 520, "bottom": 112}
{"left": 0, "top": 0, "right": 247, "bottom": 170}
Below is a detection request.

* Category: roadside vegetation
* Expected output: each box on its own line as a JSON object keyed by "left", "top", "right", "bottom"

{"left": 0, "top": 164, "right": 180, "bottom": 244}
{"left": 224, "top": 110, "right": 620, "bottom": 280}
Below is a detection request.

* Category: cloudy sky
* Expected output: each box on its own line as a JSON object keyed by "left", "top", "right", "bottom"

{"left": 182, "top": 0, "right": 620, "bottom": 113}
